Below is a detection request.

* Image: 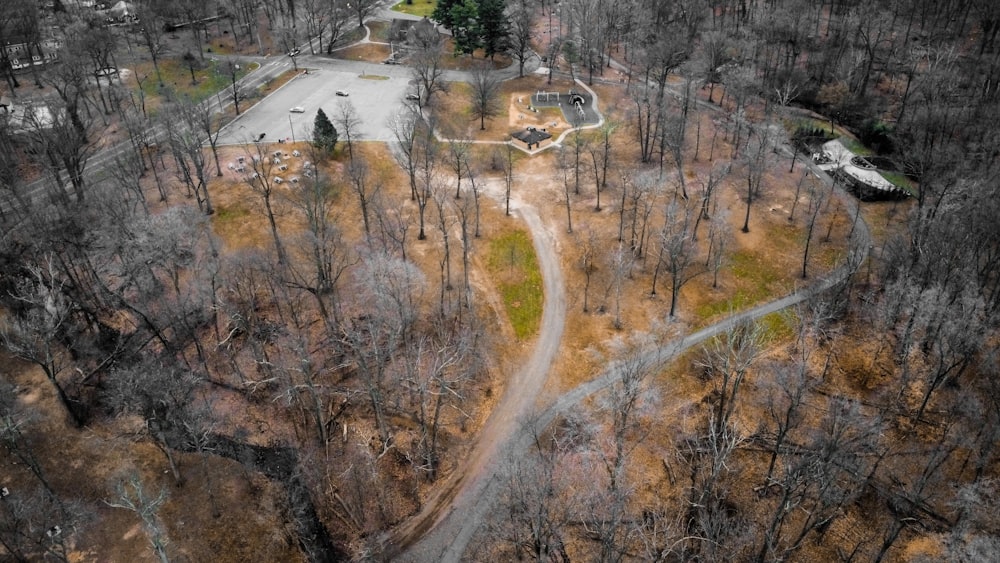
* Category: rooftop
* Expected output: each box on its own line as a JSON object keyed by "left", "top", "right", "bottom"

{"left": 512, "top": 128, "right": 552, "bottom": 145}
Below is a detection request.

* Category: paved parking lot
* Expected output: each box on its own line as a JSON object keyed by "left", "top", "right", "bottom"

{"left": 217, "top": 60, "right": 416, "bottom": 146}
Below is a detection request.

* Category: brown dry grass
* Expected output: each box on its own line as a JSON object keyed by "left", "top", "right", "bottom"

{"left": 330, "top": 43, "right": 391, "bottom": 63}
{"left": 434, "top": 75, "right": 578, "bottom": 142}
{"left": 3, "top": 353, "right": 301, "bottom": 562}
{"left": 4, "top": 37, "right": 906, "bottom": 558}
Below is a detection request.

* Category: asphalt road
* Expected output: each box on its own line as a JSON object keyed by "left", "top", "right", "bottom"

{"left": 216, "top": 57, "right": 418, "bottom": 145}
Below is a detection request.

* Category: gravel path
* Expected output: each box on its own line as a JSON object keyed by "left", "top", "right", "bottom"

{"left": 381, "top": 199, "right": 567, "bottom": 561}
{"left": 382, "top": 72, "right": 872, "bottom": 559}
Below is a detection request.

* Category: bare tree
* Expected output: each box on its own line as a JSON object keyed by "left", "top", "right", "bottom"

{"left": 350, "top": 0, "right": 380, "bottom": 27}
{"left": 341, "top": 252, "right": 424, "bottom": 450}
{"left": 508, "top": 0, "right": 537, "bottom": 77}
{"left": 470, "top": 63, "right": 503, "bottom": 130}
{"left": 223, "top": 59, "right": 244, "bottom": 115}
{"left": 240, "top": 142, "right": 288, "bottom": 264}
{"left": 651, "top": 198, "right": 701, "bottom": 318}
{"left": 699, "top": 318, "right": 767, "bottom": 439}
{"left": 335, "top": 100, "right": 362, "bottom": 161}
{"left": 164, "top": 101, "right": 214, "bottom": 214}
{"left": 445, "top": 135, "right": 471, "bottom": 199}
{"left": 432, "top": 184, "right": 456, "bottom": 309}
{"left": 1, "top": 259, "right": 83, "bottom": 427}
{"left": 588, "top": 120, "right": 617, "bottom": 211}
{"left": 105, "top": 473, "right": 171, "bottom": 563}
{"left": 401, "top": 326, "right": 473, "bottom": 480}
{"left": 283, "top": 147, "right": 355, "bottom": 326}
{"left": 413, "top": 118, "right": 440, "bottom": 240}
{"left": 557, "top": 145, "right": 575, "bottom": 233}
{"left": 347, "top": 154, "right": 380, "bottom": 237}
{"left": 388, "top": 107, "right": 420, "bottom": 201}
{"left": 492, "top": 422, "right": 586, "bottom": 561}
{"left": 322, "top": 0, "right": 353, "bottom": 54}
{"left": 801, "top": 179, "right": 827, "bottom": 279}
{"left": 410, "top": 32, "right": 448, "bottom": 106}
{"left": 497, "top": 142, "right": 516, "bottom": 216}
{"left": 692, "top": 163, "right": 730, "bottom": 241}
{"left": 104, "top": 361, "right": 200, "bottom": 484}
{"left": 740, "top": 125, "right": 770, "bottom": 233}
{"left": 607, "top": 242, "right": 632, "bottom": 329}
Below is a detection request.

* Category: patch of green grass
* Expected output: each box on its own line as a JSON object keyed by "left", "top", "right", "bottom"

{"left": 839, "top": 136, "right": 874, "bottom": 156}
{"left": 760, "top": 310, "right": 797, "bottom": 342}
{"left": 879, "top": 171, "right": 917, "bottom": 196}
{"left": 340, "top": 25, "right": 368, "bottom": 45}
{"left": 213, "top": 203, "right": 251, "bottom": 224}
{"left": 368, "top": 21, "right": 391, "bottom": 42}
{"left": 783, "top": 117, "right": 846, "bottom": 138}
{"left": 486, "top": 230, "right": 543, "bottom": 339}
{"left": 392, "top": 0, "right": 438, "bottom": 17}
{"left": 695, "top": 248, "right": 791, "bottom": 324}
{"left": 141, "top": 59, "right": 255, "bottom": 104}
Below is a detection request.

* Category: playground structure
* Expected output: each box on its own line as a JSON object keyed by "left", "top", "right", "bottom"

{"left": 531, "top": 89, "right": 599, "bottom": 126}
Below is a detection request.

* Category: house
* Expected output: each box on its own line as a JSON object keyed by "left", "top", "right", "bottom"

{"left": 3, "top": 39, "right": 61, "bottom": 71}
{"left": 387, "top": 17, "right": 440, "bottom": 57}
{"left": 511, "top": 127, "right": 552, "bottom": 151}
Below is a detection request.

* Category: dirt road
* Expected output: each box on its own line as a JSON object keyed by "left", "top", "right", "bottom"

{"left": 384, "top": 152, "right": 870, "bottom": 560}
{"left": 381, "top": 198, "right": 567, "bottom": 561}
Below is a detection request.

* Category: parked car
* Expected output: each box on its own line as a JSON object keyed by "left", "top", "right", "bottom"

{"left": 289, "top": 106, "right": 305, "bottom": 113}
{"left": 405, "top": 94, "right": 420, "bottom": 101}
{"left": 336, "top": 90, "right": 348, "bottom": 97}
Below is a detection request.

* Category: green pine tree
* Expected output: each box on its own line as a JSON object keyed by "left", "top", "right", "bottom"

{"left": 450, "top": 0, "right": 481, "bottom": 56}
{"left": 313, "top": 108, "right": 339, "bottom": 155}
{"left": 477, "top": 0, "right": 510, "bottom": 60}
{"left": 432, "top": 0, "right": 461, "bottom": 30}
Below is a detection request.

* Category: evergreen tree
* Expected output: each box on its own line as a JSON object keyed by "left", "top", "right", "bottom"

{"left": 451, "top": 0, "right": 481, "bottom": 56}
{"left": 478, "top": 0, "right": 510, "bottom": 60}
{"left": 313, "top": 108, "right": 339, "bottom": 155}
{"left": 432, "top": 0, "right": 461, "bottom": 30}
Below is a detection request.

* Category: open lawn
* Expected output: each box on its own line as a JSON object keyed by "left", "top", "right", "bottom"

{"left": 392, "top": 0, "right": 438, "bottom": 17}
{"left": 839, "top": 136, "right": 875, "bottom": 156}
{"left": 880, "top": 170, "right": 917, "bottom": 195}
{"left": 368, "top": 20, "right": 391, "bottom": 42}
{"left": 332, "top": 43, "right": 391, "bottom": 63}
{"left": 486, "top": 229, "right": 544, "bottom": 339}
{"left": 133, "top": 58, "right": 256, "bottom": 105}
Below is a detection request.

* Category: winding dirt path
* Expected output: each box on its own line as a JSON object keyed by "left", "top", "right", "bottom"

{"left": 381, "top": 200, "right": 567, "bottom": 561}
{"left": 384, "top": 154, "right": 869, "bottom": 561}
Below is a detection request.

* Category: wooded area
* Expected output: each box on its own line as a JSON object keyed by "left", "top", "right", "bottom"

{"left": 0, "top": 0, "right": 998, "bottom": 561}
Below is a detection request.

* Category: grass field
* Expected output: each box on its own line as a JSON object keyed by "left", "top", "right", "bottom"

{"left": 880, "top": 170, "right": 917, "bottom": 196}
{"left": 136, "top": 58, "right": 256, "bottom": 104}
{"left": 695, "top": 235, "right": 795, "bottom": 324}
{"left": 486, "top": 229, "right": 543, "bottom": 339}
{"left": 392, "top": 0, "right": 438, "bottom": 17}
{"left": 839, "top": 136, "right": 875, "bottom": 156}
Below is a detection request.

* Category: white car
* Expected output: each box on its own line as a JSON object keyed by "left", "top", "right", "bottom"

{"left": 290, "top": 106, "right": 305, "bottom": 113}
{"left": 335, "top": 90, "right": 348, "bottom": 97}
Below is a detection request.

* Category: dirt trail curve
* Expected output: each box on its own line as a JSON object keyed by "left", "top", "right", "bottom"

{"left": 380, "top": 203, "right": 567, "bottom": 561}
{"left": 385, "top": 134, "right": 871, "bottom": 561}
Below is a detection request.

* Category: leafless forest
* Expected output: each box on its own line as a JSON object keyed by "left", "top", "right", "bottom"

{"left": 1, "top": 0, "right": 999, "bottom": 561}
